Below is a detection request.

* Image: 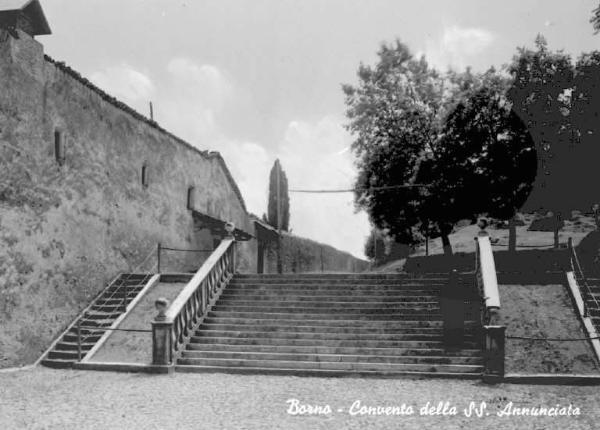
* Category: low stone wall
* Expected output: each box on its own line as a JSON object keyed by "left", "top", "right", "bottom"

{"left": 262, "top": 234, "right": 368, "bottom": 274}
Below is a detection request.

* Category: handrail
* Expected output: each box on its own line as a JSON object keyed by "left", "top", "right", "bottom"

{"left": 568, "top": 237, "right": 600, "bottom": 318}
{"left": 158, "top": 237, "right": 236, "bottom": 362}
{"left": 475, "top": 235, "right": 500, "bottom": 324}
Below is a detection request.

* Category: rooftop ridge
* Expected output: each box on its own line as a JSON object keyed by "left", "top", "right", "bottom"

{"left": 43, "top": 54, "right": 247, "bottom": 213}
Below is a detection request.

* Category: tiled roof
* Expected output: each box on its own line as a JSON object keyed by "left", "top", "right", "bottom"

{"left": 0, "top": 0, "right": 51, "bottom": 35}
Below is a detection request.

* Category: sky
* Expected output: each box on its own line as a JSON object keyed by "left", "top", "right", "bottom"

{"left": 37, "top": 0, "right": 600, "bottom": 258}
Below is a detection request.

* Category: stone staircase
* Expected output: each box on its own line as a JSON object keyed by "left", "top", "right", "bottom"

{"left": 41, "top": 273, "right": 153, "bottom": 368}
{"left": 176, "top": 273, "right": 484, "bottom": 378}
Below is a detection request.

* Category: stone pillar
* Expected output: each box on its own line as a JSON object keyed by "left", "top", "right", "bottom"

{"left": 225, "top": 221, "right": 236, "bottom": 273}
{"left": 152, "top": 320, "right": 172, "bottom": 366}
{"left": 152, "top": 297, "right": 172, "bottom": 366}
{"left": 483, "top": 325, "right": 506, "bottom": 383}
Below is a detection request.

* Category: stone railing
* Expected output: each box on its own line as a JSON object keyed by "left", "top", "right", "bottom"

{"left": 152, "top": 235, "right": 236, "bottom": 366}
{"left": 475, "top": 233, "right": 505, "bottom": 381}
{"left": 475, "top": 235, "right": 500, "bottom": 324}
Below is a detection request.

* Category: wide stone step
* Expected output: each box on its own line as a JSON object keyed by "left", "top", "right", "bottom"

{"left": 83, "top": 311, "right": 122, "bottom": 320}
{"left": 223, "top": 288, "right": 442, "bottom": 297}
{"left": 111, "top": 279, "right": 148, "bottom": 286}
{"left": 234, "top": 273, "right": 451, "bottom": 280}
{"left": 90, "top": 304, "right": 127, "bottom": 312}
{"left": 193, "top": 330, "right": 475, "bottom": 342}
{"left": 40, "top": 358, "right": 75, "bottom": 369}
{"left": 77, "top": 319, "right": 114, "bottom": 328}
{"left": 215, "top": 299, "right": 439, "bottom": 308}
{"left": 48, "top": 350, "right": 87, "bottom": 360}
{"left": 176, "top": 357, "right": 482, "bottom": 373}
{"left": 185, "top": 343, "right": 483, "bottom": 357}
{"left": 208, "top": 310, "right": 444, "bottom": 321}
{"left": 175, "top": 365, "right": 483, "bottom": 378}
{"left": 188, "top": 336, "right": 480, "bottom": 349}
{"left": 104, "top": 287, "right": 144, "bottom": 296}
{"left": 63, "top": 331, "right": 104, "bottom": 343}
{"left": 211, "top": 305, "right": 441, "bottom": 314}
{"left": 232, "top": 277, "right": 446, "bottom": 283}
{"left": 203, "top": 316, "right": 479, "bottom": 328}
{"left": 198, "top": 323, "right": 452, "bottom": 335}
{"left": 219, "top": 292, "right": 439, "bottom": 302}
{"left": 54, "top": 341, "right": 96, "bottom": 351}
{"left": 228, "top": 281, "right": 448, "bottom": 288}
{"left": 231, "top": 276, "right": 454, "bottom": 282}
{"left": 180, "top": 350, "right": 484, "bottom": 365}
{"left": 95, "top": 298, "right": 134, "bottom": 306}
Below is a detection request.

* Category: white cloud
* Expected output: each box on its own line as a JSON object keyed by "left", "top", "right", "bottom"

{"left": 155, "top": 58, "right": 235, "bottom": 143}
{"left": 90, "top": 64, "right": 155, "bottom": 112}
{"left": 424, "top": 26, "right": 495, "bottom": 71}
{"left": 277, "top": 117, "right": 370, "bottom": 258}
{"left": 166, "top": 58, "right": 233, "bottom": 112}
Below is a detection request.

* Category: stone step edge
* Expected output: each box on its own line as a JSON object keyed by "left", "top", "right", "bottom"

{"left": 181, "top": 350, "right": 483, "bottom": 361}
{"left": 174, "top": 364, "right": 483, "bottom": 379}
{"left": 188, "top": 336, "right": 480, "bottom": 347}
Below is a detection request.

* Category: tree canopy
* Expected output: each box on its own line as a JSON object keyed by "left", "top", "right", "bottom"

{"left": 344, "top": 41, "right": 539, "bottom": 254}
{"left": 266, "top": 159, "right": 290, "bottom": 231}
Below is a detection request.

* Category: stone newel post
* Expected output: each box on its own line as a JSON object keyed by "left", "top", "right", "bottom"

{"left": 152, "top": 297, "right": 172, "bottom": 366}
{"left": 225, "top": 221, "right": 236, "bottom": 270}
{"left": 483, "top": 325, "right": 506, "bottom": 383}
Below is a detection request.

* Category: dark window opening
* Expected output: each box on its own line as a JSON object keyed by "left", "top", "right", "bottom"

{"left": 187, "top": 186, "right": 195, "bottom": 210}
{"left": 54, "top": 130, "right": 65, "bottom": 166}
{"left": 141, "top": 164, "right": 149, "bottom": 188}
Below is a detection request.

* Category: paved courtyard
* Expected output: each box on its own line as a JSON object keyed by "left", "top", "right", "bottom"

{"left": 0, "top": 367, "right": 599, "bottom": 429}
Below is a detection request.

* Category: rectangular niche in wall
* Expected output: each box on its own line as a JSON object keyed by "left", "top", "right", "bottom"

{"left": 187, "top": 186, "right": 196, "bottom": 210}
{"left": 141, "top": 163, "right": 149, "bottom": 188}
{"left": 54, "top": 130, "right": 65, "bottom": 166}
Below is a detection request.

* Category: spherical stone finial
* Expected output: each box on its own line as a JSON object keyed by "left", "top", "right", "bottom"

{"left": 225, "top": 221, "right": 235, "bottom": 237}
{"left": 477, "top": 217, "right": 489, "bottom": 237}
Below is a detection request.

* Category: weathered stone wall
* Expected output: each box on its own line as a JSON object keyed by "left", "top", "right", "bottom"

{"left": 263, "top": 234, "right": 368, "bottom": 274}
{"left": 0, "top": 31, "right": 251, "bottom": 367}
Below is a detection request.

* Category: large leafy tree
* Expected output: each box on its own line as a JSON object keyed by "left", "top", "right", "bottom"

{"left": 267, "top": 159, "right": 290, "bottom": 231}
{"left": 343, "top": 41, "right": 522, "bottom": 255}
{"left": 343, "top": 41, "right": 475, "bottom": 254}
{"left": 438, "top": 84, "right": 537, "bottom": 251}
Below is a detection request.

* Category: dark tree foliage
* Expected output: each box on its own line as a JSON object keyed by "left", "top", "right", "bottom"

{"left": 438, "top": 86, "right": 537, "bottom": 229}
{"left": 508, "top": 35, "right": 575, "bottom": 216}
{"left": 592, "top": 4, "right": 600, "bottom": 33}
{"left": 343, "top": 41, "right": 463, "bottom": 252}
{"left": 571, "top": 51, "right": 600, "bottom": 209}
{"left": 267, "top": 159, "right": 290, "bottom": 231}
{"left": 344, "top": 40, "right": 534, "bottom": 255}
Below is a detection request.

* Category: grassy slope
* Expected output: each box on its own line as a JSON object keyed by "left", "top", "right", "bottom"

{"left": 374, "top": 213, "right": 596, "bottom": 273}
{"left": 499, "top": 284, "right": 599, "bottom": 374}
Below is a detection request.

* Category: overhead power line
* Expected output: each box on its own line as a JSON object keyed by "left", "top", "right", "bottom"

{"left": 289, "top": 184, "right": 431, "bottom": 193}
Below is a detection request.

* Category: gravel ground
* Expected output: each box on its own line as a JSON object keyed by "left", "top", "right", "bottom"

{"left": 0, "top": 368, "right": 599, "bottom": 430}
